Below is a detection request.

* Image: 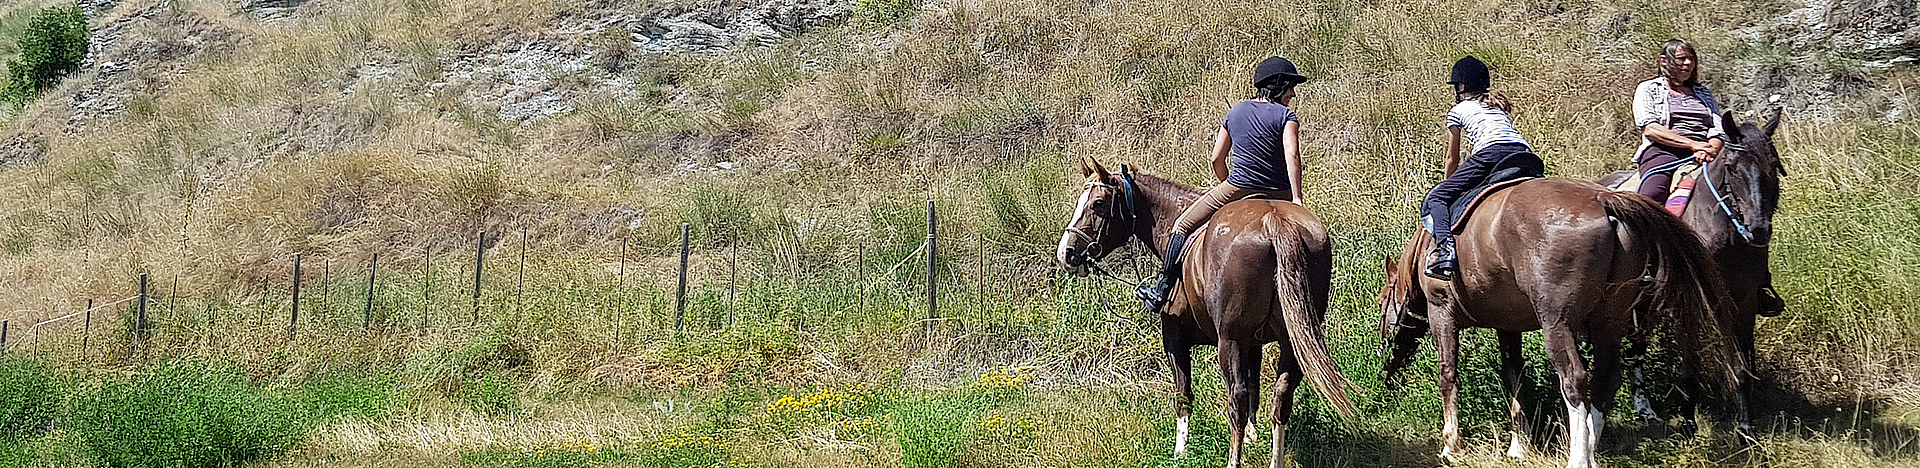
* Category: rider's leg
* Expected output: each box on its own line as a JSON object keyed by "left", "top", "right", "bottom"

{"left": 1634, "top": 146, "right": 1686, "bottom": 203}
{"left": 1139, "top": 182, "right": 1249, "bottom": 312}
{"left": 1422, "top": 156, "right": 1495, "bottom": 280}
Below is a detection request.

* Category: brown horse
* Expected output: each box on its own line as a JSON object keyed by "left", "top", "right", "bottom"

{"left": 1600, "top": 110, "right": 1786, "bottom": 424}
{"left": 1057, "top": 157, "right": 1356, "bottom": 468}
{"left": 1377, "top": 178, "right": 1746, "bottom": 468}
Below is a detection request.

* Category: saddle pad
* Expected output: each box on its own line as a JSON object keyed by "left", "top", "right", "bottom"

{"left": 1611, "top": 162, "right": 1701, "bottom": 196}
{"left": 1450, "top": 175, "right": 1535, "bottom": 232}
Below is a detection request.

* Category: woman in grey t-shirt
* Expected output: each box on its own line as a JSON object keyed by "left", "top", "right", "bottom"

{"left": 1135, "top": 56, "right": 1308, "bottom": 313}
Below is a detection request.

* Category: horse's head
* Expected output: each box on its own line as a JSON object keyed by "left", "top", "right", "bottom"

{"left": 1376, "top": 234, "right": 1431, "bottom": 384}
{"left": 1711, "top": 109, "right": 1786, "bottom": 247}
{"left": 1056, "top": 157, "right": 1142, "bottom": 277}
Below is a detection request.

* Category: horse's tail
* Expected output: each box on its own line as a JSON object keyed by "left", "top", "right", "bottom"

{"left": 1600, "top": 191, "right": 1748, "bottom": 400}
{"left": 1265, "top": 212, "right": 1360, "bottom": 419}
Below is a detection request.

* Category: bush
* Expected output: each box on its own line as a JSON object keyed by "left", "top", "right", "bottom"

{"left": 69, "top": 361, "right": 309, "bottom": 468}
{"left": 4, "top": 4, "right": 86, "bottom": 102}
{"left": 460, "top": 370, "right": 520, "bottom": 417}
{"left": 0, "top": 357, "right": 58, "bottom": 438}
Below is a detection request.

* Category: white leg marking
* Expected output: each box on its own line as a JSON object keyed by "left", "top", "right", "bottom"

{"left": 1507, "top": 429, "right": 1528, "bottom": 459}
{"left": 1584, "top": 407, "right": 1605, "bottom": 468}
{"left": 1269, "top": 422, "right": 1287, "bottom": 468}
{"left": 1564, "top": 401, "right": 1595, "bottom": 468}
{"left": 1174, "top": 414, "right": 1190, "bottom": 456}
{"left": 1247, "top": 421, "right": 1259, "bottom": 444}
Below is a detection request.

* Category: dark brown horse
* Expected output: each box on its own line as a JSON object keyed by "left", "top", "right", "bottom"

{"left": 1057, "top": 157, "right": 1356, "bottom": 468}
{"left": 1377, "top": 178, "right": 1745, "bottom": 468}
{"left": 1600, "top": 110, "right": 1785, "bottom": 422}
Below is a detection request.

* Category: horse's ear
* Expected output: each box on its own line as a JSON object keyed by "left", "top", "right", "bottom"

{"left": 1763, "top": 107, "right": 1783, "bottom": 137}
{"left": 1088, "top": 157, "right": 1113, "bottom": 182}
{"left": 1079, "top": 154, "right": 1092, "bottom": 177}
{"left": 1722, "top": 110, "right": 1745, "bottom": 143}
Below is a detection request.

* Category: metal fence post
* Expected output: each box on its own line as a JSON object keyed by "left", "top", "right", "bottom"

{"left": 364, "top": 253, "right": 378, "bottom": 329}
{"left": 473, "top": 231, "right": 484, "bottom": 324}
{"left": 676, "top": 223, "right": 690, "bottom": 333}
{"left": 290, "top": 253, "right": 302, "bottom": 341}
{"left": 925, "top": 200, "right": 937, "bottom": 338}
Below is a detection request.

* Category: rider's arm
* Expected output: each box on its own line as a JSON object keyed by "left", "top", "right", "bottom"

{"left": 1641, "top": 122, "right": 1715, "bottom": 154}
{"left": 1444, "top": 126, "right": 1463, "bottom": 177}
{"left": 1211, "top": 127, "right": 1232, "bottom": 182}
{"left": 1284, "top": 120, "right": 1303, "bottom": 205}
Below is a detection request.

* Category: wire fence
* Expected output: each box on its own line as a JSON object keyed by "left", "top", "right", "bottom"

{"left": 0, "top": 200, "right": 1162, "bottom": 362}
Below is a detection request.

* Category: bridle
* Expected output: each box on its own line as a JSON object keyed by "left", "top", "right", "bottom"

{"left": 1638, "top": 142, "right": 1764, "bottom": 246}
{"left": 1062, "top": 165, "right": 1144, "bottom": 284}
{"left": 1699, "top": 142, "right": 1762, "bottom": 246}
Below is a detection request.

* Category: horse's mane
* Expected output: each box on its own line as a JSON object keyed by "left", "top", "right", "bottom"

{"left": 1121, "top": 170, "right": 1204, "bottom": 199}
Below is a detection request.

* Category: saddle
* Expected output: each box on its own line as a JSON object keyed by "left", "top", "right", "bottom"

{"left": 1610, "top": 161, "right": 1701, "bottom": 216}
{"left": 1421, "top": 167, "right": 1538, "bottom": 234}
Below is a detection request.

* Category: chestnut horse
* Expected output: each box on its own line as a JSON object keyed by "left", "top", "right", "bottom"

{"left": 1600, "top": 110, "right": 1785, "bottom": 423}
{"left": 1057, "top": 158, "right": 1356, "bottom": 468}
{"left": 1377, "top": 178, "right": 1745, "bottom": 468}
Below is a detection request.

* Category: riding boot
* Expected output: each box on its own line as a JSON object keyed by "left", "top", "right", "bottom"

{"left": 1424, "top": 239, "right": 1457, "bottom": 281}
{"left": 1758, "top": 284, "right": 1786, "bottom": 317}
{"left": 1136, "top": 231, "right": 1190, "bottom": 313}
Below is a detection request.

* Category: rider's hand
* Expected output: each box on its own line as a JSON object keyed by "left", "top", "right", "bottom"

{"left": 1692, "top": 149, "right": 1714, "bottom": 163}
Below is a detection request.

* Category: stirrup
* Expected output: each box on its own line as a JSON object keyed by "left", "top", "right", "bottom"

{"left": 1758, "top": 286, "right": 1785, "bottom": 317}
{"left": 1136, "top": 276, "right": 1172, "bottom": 313}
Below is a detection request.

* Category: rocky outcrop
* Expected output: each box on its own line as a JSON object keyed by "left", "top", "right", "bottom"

{"left": 632, "top": 0, "right": 852, "bottom": 54}
{"left": 1722, "top": 0, "right": 1918, "bottom": 123}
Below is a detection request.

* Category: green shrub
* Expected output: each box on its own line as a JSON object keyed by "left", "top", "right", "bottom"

{"left": 69, "top": 360, "right": 310, "bottom": 468}
{"left": 3, "top": 4, "right": 85, "bottom": 103}
{"left": 461, "top": 370, "right": 520, "bottom": 417}
{"left": 299, "top": 373, "right": 400, "bottom": 421}
{"left": 0, "top": 357, "right": 57, "bottom": 438}
{"left": 891, "top": 395, "right": 981, "bottom": 468}
{"left": 853, "top": 0, "right": 919, "bottom": 25}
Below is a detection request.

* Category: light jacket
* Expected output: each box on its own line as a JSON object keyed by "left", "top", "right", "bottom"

{"left": 1631, "top": 77, "right": 1725, "bottom": 163}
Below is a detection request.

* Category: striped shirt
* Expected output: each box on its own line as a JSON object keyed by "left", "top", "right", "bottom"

{"left": 1446, "top": 100, "right": 1530, "bottom": 154}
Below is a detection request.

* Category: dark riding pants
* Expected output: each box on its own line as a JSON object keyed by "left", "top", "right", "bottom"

{"left": 1634, "top": 144, "right": 1689, "bottom": 202}
{"left": 1423, "top": 143, "right": 1543, "bottom": 246}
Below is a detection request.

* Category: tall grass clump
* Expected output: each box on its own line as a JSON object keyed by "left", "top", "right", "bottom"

{"left": 69, "top": 360, "right": 310, "bottom": 468}
{"left": 2, "top": 3, "right": 84, "bottom": 103}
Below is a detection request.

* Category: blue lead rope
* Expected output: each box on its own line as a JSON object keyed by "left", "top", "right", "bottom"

{"left": 1697, "top": 157, "right": 1757, "bottom": 245}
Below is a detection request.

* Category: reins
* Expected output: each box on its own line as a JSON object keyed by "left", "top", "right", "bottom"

{"left": 1700, "top": 143, "right": 1758, "bottom": 245}
{"left": 1063, "top": 165, "right": 1152, "bottom": 288}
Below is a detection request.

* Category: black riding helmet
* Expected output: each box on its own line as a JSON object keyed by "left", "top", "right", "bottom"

{"left": 1253, "top": 56, "right": 1308, "bottom": 88}
{"left": 1449, "top": 56, "right": 1490, "bottom": 93}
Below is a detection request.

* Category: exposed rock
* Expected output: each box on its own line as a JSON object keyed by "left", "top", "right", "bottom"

{"left": 1721, "top": 0, "right": 1919, "bottom": 123}
{"left": 630, "top": 0, "right": 853, "bottom": 54}
{"left": 0, "top": 133, "right": 49, "bottom": 169}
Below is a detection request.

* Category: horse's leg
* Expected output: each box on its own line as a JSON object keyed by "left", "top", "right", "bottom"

{"left": 1544, "top": 326, "right": 1598, "bottom": 468}
{"left": 1433, "top": 313, "right": 1465, "bottom": 461}
{"left": 1269, "top": 345, "right": 1303, "bottom": 468}
{"left": 1219, "top": 339, "right": 1263, "bottom": 468}
{"left": 1498, "top": 330, "right": 1532, "bottom": 458}
{"left": 1164, "top": 320, "right": 1196, "bottom": 456}
{"left": 1625, "top": 338, "right": 1663, "bottom": 424}
{"left": 1589, "top": 339, "right": 1626, "bottom": 456}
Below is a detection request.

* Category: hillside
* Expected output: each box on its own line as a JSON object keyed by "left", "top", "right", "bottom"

{"left": 0, "top": 0, "right": 1917, "bottom": 466}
